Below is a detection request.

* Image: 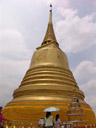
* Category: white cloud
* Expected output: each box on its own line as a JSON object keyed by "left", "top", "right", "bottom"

{"left": 0, "top": 28, "right": 31, "bottom": 106}
{"left": 0, "top": 29, "right": 29, "bottom": 60}
{"left": 73, "top": 61, "right": 96, "bottom": 115}
{"left": 74, "top": 61, "right": 96, "bottom": 84}
{"left": 55, "top": 8, "right": 96, "bottom": 53}
{"left": 0, "top": 29, "right": 25, "bottom": 51}
{"left": 80, "top": 80, "right": 96, "bottom": 115}
{"left": 0, "top": 59, "right": 30, "bottom": 107}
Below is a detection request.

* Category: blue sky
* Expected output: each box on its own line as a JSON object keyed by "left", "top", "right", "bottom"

{"left": 0, "top": 0, "right": 96, "bottom": 115}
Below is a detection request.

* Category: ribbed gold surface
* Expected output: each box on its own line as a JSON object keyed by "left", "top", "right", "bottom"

{"left": 13, "top": 43, "right": 84, "bottom": 102}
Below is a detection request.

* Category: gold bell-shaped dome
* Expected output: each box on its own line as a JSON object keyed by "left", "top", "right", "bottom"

{"left": 2, "top": 5, "right": 96, "bottom": 125}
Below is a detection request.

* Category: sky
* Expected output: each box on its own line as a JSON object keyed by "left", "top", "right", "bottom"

{"left": 0, "top": 0, "right": 96, "bottom": 115}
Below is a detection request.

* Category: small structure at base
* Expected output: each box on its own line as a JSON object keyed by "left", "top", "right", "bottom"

{"left": 67, "top": 96, "right": 88, "bottom": 127}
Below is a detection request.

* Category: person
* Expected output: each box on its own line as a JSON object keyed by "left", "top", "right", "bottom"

{"left": 54, "top": 114, "right": 62, "bottom": 128}
{"left": 44, "top": 112, "right": 54, "bottom": 128}
{"left": 38, "top": 118, "right": 45, "bottom": 128}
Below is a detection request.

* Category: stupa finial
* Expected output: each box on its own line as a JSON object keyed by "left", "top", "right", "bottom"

{"left": 50, "top": 4, "right": 52, "bottom": 11}
{"left": 42, "top": 4, "right": 59, "bottom": 46}
{"left": 49, "top": 4, "right": 52, "bottom": 24}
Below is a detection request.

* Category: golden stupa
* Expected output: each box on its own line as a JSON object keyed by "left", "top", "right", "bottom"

{"left": 3, "top": 6, "right": 95, "bottom": 125}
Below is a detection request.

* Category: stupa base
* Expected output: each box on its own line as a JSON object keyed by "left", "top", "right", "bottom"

{"left": 2, "top": 101, "right": 96, "bottom": 125}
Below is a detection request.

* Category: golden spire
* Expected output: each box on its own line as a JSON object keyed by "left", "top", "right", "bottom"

{"left": 42, "top": 4, "right": 59, "bottom": 46}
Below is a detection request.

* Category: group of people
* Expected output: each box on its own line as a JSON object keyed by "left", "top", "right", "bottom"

{"left": 38, "top": 112, "right": 62, "bottom": 128}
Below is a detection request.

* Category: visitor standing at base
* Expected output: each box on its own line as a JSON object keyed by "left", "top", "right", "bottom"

{"left": 54, "top": 114, "right": 62, "bottom": 128}
{"left": 44, "top": 112, "right": 54, "bottom": 128}
{"left": 38, "top": 118, "right": 45, "bottom": 128}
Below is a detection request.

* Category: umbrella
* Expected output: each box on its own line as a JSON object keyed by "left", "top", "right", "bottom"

{"left": 44, "top": 107, "right": 60, "bottom": 112}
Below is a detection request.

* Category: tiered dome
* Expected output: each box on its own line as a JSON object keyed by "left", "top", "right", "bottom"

{"left": 2, "top": 6, "right": 96, "bottom": 124}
